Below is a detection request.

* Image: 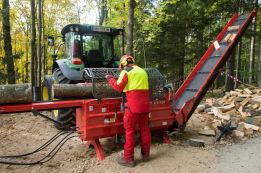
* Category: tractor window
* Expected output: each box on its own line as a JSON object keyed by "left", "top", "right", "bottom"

{"left": 113, "top": 35, "right": 122, "bottom": 60}
{"left": 82, "top": 34, "right": 113, "bottom": 61}
{"left": 65, "top": 32, "right": 81, "bottom": 59}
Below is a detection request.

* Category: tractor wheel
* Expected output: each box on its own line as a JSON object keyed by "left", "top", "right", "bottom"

{"left": 50, "top": 68, "right": 76, "bottom": 129}
{"left": 42, "top": 75, "right": 53, "bottom": 101}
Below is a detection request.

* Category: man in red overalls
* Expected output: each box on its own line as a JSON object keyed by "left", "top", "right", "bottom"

{"left": 106, "top": 55, "right": 151, "bottom": 167}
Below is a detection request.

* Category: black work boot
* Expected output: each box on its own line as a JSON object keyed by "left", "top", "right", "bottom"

{"left": 141, "top": 151, "right": 150, "bottom": 162}
{"left": 117, "top": 155, "right": 135, "bottom": 167}
{"left": 142, "top": 155, "right": 150, "bottom": 162}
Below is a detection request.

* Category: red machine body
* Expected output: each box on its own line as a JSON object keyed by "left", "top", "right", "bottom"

{"left": 0, "top": 95, "right": 174, "bottom": 160}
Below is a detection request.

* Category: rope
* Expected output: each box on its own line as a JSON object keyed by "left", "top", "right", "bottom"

{"left": 219, "top": 69, "right": 259, "bottom": 89}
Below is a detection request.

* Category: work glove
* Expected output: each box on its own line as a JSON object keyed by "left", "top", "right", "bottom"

{"left": 105, "top": 75, "right": 114, "bottom": 81}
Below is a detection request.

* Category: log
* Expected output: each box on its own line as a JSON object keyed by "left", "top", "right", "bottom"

{"left": 0, "top": 83, "right": 32, "bottom": 104}
{"left": 52, "top": 83, "right": 93, "bottom": 99}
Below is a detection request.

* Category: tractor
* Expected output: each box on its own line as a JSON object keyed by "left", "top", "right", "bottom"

{"left": 42, "top": 24, "right": 125, "bottom": 128}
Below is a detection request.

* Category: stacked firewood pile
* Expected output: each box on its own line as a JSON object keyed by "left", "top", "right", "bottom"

{"left": 196, "top": 88, "right": 261, "bottom": 138}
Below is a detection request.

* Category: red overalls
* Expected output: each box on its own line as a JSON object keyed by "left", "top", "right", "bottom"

{"left": 107, "top": 65, "right": 151, "bottom": 161}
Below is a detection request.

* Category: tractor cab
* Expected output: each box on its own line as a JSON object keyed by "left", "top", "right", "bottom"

{"left": 61, "top": 24, "right": 124, "bottom": 69}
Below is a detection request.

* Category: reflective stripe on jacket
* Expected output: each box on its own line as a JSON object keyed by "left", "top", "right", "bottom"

{"left": 108, "top": 65, "right": 150, "bottom": 113}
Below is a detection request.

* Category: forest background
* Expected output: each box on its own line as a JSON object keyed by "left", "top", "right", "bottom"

{"left": 0, "top": 0, "right": 260, "bottom": 92}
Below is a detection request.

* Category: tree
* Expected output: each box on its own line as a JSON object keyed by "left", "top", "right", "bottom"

{"left": 258, "top": 39, "right": 261, "bottom": 87}
{"left": 37, "top": 0, "right": 43, "bottom": 99}
{"left": 126, "top": 0, "right": 135, "bottom": 56}
{"left": 2, "top": 0, "right": 15, "bottom": 84}
{"left": 30, "top": 0, "right": 36, "bottom": 98}
{"left": 96, "top": 0, "right": 108, "bottom": 25}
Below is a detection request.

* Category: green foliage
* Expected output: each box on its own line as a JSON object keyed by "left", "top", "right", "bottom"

{"left": 0, "top": 0, "right": 260, "bottom": 87}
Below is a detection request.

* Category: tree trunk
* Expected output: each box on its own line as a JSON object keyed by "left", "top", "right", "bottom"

{"left": 99, "top": 0, "right": 108, "bottom": 26}
{"left": 234, "top": 39, "right": 242, "bottom": 89}
{"left": 42, "top": 0, "right": 47, "bottom": 75}
{"left": 257, "top": 39, "right": 261, "bottom": 87}
{"left": 126, "top": 0, "right": 135, "bottom": 56}
{"left": 2, "top": 0, "right": 15, "bottom": 84}
{"left": 225, "top": 50, "right": 235, "bottom": 91}
{"left": 30, "top": 0, "right": 37, "bottom": 100}
{"left": 25, "top": 35, "right": 29, "bottom": 83}
{"left": 37, "top": 0, "right": 43, "bottom": 99}
{"left": 248, "top": 0, "right": 258, "bottom": 84}
{"left": 178, "top": 33, "right": 186, "bottom": 83}
{"left": 248, "top": 25, "right": 256, "bottom": 84}
{"left": 0, "top": 84, "right": 32, "bottom": 104}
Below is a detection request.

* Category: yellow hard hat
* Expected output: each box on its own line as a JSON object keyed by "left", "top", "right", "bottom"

{"left": 119, "top": 55, "right": 135, "bottom": 69}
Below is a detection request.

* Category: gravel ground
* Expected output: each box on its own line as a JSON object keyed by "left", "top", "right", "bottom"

{"left": 0, "top": 112, "right": 260, "bottom": 173}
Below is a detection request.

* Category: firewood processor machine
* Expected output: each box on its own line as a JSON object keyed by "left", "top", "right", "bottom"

{"left": 0, "top": 11, "right": 257, "bottom": 161}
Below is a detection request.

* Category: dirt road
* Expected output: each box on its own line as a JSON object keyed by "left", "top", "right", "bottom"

{"left": 211, "top": 137, "right": 261, "bottom": 173}
{"left": 0, "top": 113, "right": 260, "bottom": 173}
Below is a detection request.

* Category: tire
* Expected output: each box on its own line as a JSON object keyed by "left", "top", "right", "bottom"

{"left": 44, "top": 68, "right": 76, "bottom": 130}
{"left": 42, "top": 75, "right": 53, "bottom": 101}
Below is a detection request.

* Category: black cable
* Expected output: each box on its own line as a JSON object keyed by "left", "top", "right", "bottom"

{"left": 0, "top": 130, "right": 66, "bottom": 158}
{"left": 31, "top": 110, "right": 77, "bottom": 131}
{"left": 36, "top": 135, "right": 78, "bottom": 164}
{"left": 0, "top": 133, "right": 77, "bottom": 165}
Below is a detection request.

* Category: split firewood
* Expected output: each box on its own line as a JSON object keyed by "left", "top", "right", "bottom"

{"left": 238, "top": 106, "right": 251, "bottom": 117}
{"left": 196, "top": 104, "right": 206, "bottom": 113}
{"left": 230, "top": 90, "right": 241, "bottom": 96}
{"left": 198, "top": 129, "right": 215, "bottom": 136}
{"left": 235, "top": 89, "right": 243, "bottom": 93}
{"left": 227, "top": 25, "right": 240, "bottom": 31}
{"left": 233, "top": 130, "right": 244, "bottom": 138}
{"left": 240, "top": 97, "right": 251, "bottom": 107}
{"left": 229, "top": 34, "right": 237, "bottom": 42}
{"left": 252, "top": 104, "right": 259, "bottom": 110}
{"left": 251, "top": 96, "right": 261, "bottom": 104}
{"left": 212, "top": 107, "right": 230, "bottom": 120}
{"left": 223, "top": 33, "right": 232, "bottom": 43}
{"left": 239, "top": 122, "right": 260, "bottom": 131}
{"left": 206, "top": 98, "right": 214, "bottom": 106}
{"left": 221, "top": 104, "right": 235, "bottom": 113}
{"left": 244, "top": 88, "right": 253, "bottom": 95}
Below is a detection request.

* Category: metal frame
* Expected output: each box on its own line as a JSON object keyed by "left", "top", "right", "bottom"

{"left": 0, "top": 95, "right": 173, "bottom": 160}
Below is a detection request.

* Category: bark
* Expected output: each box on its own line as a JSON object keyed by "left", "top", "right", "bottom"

{"left": 178, "top": 33, "right": 186, "bottom": 83}
{"left": 249, "top": 24, "right": 256, "bottom": 84}
{"left": 234, "top": 39, "right": 242, "bottom": 89}
{"left": 42, "top": 0, "right": 47, "bottom": 75}
{"left": 258, "top": 39, "right": 261, "bottom": 87}
{"left": 2, "top": 0, "right": 15, "bottom": 84}
{"left": 248, "top": 0, "right": 258, "bottom": 84}
{"left": 30, "top": 0, "right": 37, "bottom": 97}
{"left": 25, "top": 27, "right": 29, "bottom": 83}
{"left": 99, "top": 0, "right": 108, "bottom": 26}
{"left": 37, "top": 0, "right": 43, "bottom": 97}
{"left": 225, "top": 50, "right": 235, "bottom": 91}
{"left": 0, "top": 84, "right": 32, "bottom": 104}
{"left": 52, "top": 84, "right": 93, "bottom": 99}
{"left": 126, "top": 0, "right": 135, "bottom": 56}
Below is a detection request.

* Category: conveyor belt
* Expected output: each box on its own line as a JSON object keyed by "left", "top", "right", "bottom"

{"left": 172, "top": 11, "right": 257, "bottom": 127}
